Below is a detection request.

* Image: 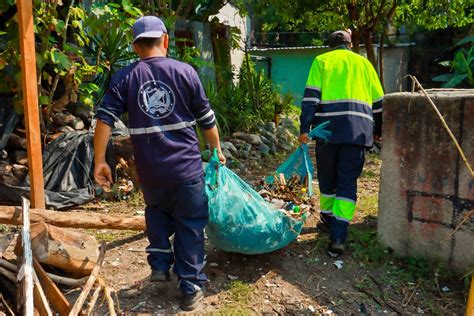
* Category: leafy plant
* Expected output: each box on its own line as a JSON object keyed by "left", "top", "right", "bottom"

{"left": 77, "top": 1, "right": 143, "bottom": 105}
{"left": 205, "top": 58, "right": 294, "bottom": 136}
{"left": 433, "top": 35, "right": 474, "bottom": 88}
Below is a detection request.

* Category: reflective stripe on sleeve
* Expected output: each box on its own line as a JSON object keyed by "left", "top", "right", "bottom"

{"left": 129, "top": 121, "right": 197, "bottom": 135}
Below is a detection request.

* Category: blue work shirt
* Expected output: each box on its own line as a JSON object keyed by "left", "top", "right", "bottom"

{"left": 96, "top": 56, "right": 216, "bottom": 186}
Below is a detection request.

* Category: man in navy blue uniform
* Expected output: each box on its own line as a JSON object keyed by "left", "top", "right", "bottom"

{"left": 93, "top": 16, "right": 226, "bottom": 311}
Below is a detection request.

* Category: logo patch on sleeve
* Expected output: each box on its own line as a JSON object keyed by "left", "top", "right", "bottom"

{"left": 138, "top": 80, "right": 176, "bottom": 119}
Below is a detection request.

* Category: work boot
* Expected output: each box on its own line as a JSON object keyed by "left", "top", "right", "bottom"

{"left": 150, "top": 270, "right": 171, "bottom": 282}
{"left": 327, "top": 239, "right": 344, "bottom": 258}
{"left": 180, "top": 287, "right": 205, "bottom": 311}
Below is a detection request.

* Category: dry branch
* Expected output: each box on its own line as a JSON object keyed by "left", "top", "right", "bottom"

{"left": 86, "top": 284, "right": 102, "bottom": 316}
{"left": 68, "top": 244, "right": 106, "bottom": 316}
{"left": 0, "top": 206, "right": 145, "bottom": 231}
{"left": 0, "top": 293, "right": 14, "bottom": 316}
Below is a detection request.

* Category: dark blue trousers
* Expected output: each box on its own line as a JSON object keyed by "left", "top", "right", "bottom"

{"left": 141, "top": 175, "right": 208, "bottom": 295}
{"left": 316, "top": 141, "right": 365, "bottom": 243}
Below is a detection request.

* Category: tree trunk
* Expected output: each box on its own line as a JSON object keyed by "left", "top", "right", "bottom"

{"left": 0, "top": 206, "right": 146, "bottom": 231}
{"left": 363, "top": 29, "right": 377, "bottom": 69}
{"left": 352, "top": 29, "right": 361, "bottom": 53}
{"left": 379, "top": 27, "right": 387, "bottom": 89}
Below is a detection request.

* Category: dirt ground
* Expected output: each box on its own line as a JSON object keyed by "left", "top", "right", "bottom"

{"left": 1, "top": 149, "right": 470, "bottom": 314}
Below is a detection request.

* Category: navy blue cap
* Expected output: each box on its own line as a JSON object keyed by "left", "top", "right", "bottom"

{"left": 328, "top": 30, "right": 352, "bottom": 48}
{"left": 132, "top": 16, "right": 167, "bottom": 43}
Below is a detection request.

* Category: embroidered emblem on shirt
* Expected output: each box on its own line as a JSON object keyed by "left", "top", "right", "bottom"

{"left": 138, "top": 80, "right": 176, "bottom": 119}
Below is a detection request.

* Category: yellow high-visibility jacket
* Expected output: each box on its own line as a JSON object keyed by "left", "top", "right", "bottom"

{"left": 300, "top": 47, "right": 384, "bottom": 146}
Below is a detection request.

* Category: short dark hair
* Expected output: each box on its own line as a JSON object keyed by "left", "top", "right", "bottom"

{"left": 133, "top": 36, "right": 163, "bottom": 49}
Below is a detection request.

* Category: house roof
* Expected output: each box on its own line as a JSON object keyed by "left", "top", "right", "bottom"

{"left": 249, "top": 42, "right": 415, "bottom": 52}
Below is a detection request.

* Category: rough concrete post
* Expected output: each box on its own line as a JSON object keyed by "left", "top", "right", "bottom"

{"left": 378, "top": 90, "right": 474, "bottom": 273}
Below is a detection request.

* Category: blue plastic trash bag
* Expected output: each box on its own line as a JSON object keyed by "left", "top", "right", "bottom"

{"left": 205, "top": 151, "right": 303, "bottom": 254}
{"left": 266, "top": 144, "right": 314, "bottom": 196}
{"left": 265, "top": 121, "right": 332, "bottom": 197}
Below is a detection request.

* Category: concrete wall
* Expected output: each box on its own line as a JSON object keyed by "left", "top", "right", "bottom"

{"left": 175, "top": 20, "right": 216, "bottom": 83}
{"left": 378, "top": 90, "right": 474, "bottom": 273}
{"left": 254, "top": 48, "right": 329, "bottom": 103}
{"left": 379, "top": 46, "right": 410, "bottom": 93}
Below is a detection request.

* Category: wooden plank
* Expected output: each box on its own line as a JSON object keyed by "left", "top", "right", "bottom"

{"left": 33, "top": 258, "right": 71, "bottom": 315}
{"left": 16, "top": 0, "right": 45, "bottom": 209}
{"left": 16, "top": 197, "right": 34, "bottom": 315}
{"left": 0, "top": 206, "right": 145, "bottom": 231}
{"left": 33, "top": 271, "right": 53, "bottom": 316}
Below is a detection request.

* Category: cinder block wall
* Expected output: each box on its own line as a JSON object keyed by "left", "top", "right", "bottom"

{"left": 378, "top": 90, "right": 474, "bottom": 273}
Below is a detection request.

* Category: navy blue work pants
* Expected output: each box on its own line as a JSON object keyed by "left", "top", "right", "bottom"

{"left": 141, "top": 175, "right": 208, "bottom": 295}
{"left": 316, "top": 141, "right": 365, "bottom": 242}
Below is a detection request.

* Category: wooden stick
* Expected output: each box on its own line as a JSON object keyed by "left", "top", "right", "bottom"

{"left": 0, "top": 206, "right": 145, "bottom": 231}
{"left": 0, "top": 293, "right": 14, "bottom": 316}
{"left": 0, "top": 258, "right": 87, "bottom": 288}
{"left": 103, "top": 285, "right": 116, "bottom": 316}
{"left": 86, "top": 284, "right": 102, "bottom": 316}
{"left": 33, "top": 271, "right": 53, "bottom": 316}
{"left": 409, "top": 75, "right": 474, "bottom": 178}
{"left": 450, "top": 210, "right": 474, "bottom": 238}
{"left": 17, "top": 0, "right": 46, "bottom": 209}
{"left": 33, "top": 258, "right": 71, "bottom": 315}
{"left": 97, "top": 278, "right": 117, "bottom": 315}
{"left": 17, "top": 197, "right": 34, "bottom": 315}
{"left": 68, "top": 244, "right": 106, "bottom": 316}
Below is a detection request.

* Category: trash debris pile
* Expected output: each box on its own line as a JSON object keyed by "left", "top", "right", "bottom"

{"left": 257, "top": 172, "right": 316, "bottom": 221}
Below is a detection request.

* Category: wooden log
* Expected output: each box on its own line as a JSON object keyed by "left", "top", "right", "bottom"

{"left": 112, "top": 136, "right": 141, "bottom": 190}
{"left": 0, "top": 206, "right": 145, "bottom": 231}
{"left": 22, "top": 223, "right": 99, "bottom": 277}
{"left": 68, "top": 244, "right": 106, "bottom": 316}
{"left": 0, "top": 233, "right": 15, "bottom": 257}
{"left": 7, "top": 133, "right": 27, "bottom": 150}
{"left": 0, "top": 258, "right": 87, "bottom": 288}
{"left": 0, "top": 266, "right": 16, "bottom": 283}
{"left": 17, "top": 0, "right": 46, "bottom": 209}
{"left": 16, "top": 197, "right": 34, "bottom": 315}
{"left": 33, "top": 258, "right": 71, "bottom": 315}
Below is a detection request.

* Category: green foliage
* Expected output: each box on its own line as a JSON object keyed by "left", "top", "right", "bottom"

{"left": 349, "top": 228, "right": 388, "bottom": 264}
{"left": 0, "top": 1, "right": 98, "bottom": 119}
{"left": 396, "top": 0, "right": 474, "bottom": 30}
{"left": 78, "top": 0, "right": 143, "bottom": 104}
{"left": 433, "top": 35, "right": 474, "bottom": 87}
{"left": 206, "top": 57, "right": 295, "bottom": 136}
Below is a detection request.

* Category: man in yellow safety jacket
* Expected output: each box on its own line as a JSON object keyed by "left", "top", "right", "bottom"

{"left": 299, "top": 30, "right": 384, "bottom": 257}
